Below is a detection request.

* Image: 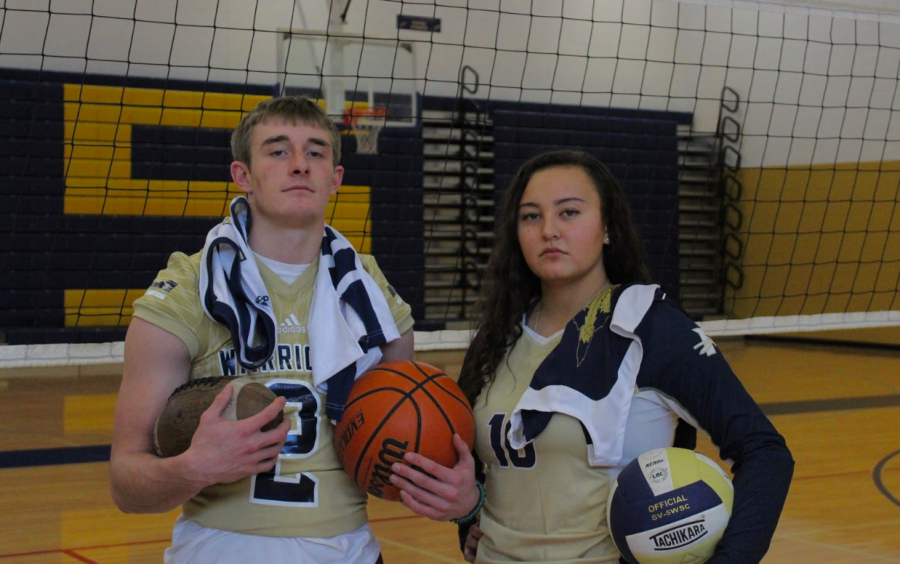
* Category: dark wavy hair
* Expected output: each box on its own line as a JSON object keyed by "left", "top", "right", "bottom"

{"left": 457, "top": 150, "right": 650, "bottom": 404}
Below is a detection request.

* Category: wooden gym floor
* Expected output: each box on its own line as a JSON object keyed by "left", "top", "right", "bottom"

{"left": 1, "top": 338, "right": 899, "bottom": 563}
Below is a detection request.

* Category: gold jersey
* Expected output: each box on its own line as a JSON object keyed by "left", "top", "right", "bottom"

{"left": 473, "top": 284, "right": 794, "bottom": 563}
{"left": 473, "top": 328, "right": 621, "bottom": 564}
{"left": 133, "top": 250, "right": 413, "bottom": 538}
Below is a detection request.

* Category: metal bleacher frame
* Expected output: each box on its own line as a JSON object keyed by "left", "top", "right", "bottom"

{"left": 420, "top": 66, "right": 495, "bottom": 330}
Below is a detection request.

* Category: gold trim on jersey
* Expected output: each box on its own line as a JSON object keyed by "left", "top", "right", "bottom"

{"left": 575, "top": 284, "right": 617, "bottom": 367}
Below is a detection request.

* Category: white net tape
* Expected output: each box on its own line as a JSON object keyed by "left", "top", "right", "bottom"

{"left": 6, "top": 313, "right": 900, "bottom": 371}
{"left": 0, "top": 330, "right": 474, "bottom": 370}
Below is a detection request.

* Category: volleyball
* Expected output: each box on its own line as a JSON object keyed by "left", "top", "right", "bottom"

{"left": 607, "top": 448, "right": 734, "bottom": 564}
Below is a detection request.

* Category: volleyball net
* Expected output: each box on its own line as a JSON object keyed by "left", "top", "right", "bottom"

{"left": 2, "top": 0, "right": 899, "bottom": 369}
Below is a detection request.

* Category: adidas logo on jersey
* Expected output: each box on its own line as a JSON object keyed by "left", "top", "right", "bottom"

{"left": 278, "top": 313, "right": 307, "bottom": 334}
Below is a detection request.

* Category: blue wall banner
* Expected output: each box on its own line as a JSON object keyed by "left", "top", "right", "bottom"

{"left": 397, "top": 14, "right": 441, "bottom": 32}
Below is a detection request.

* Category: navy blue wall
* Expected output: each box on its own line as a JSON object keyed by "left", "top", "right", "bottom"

{"left": 423, "top": 96, "right": 686, "bottom": 300}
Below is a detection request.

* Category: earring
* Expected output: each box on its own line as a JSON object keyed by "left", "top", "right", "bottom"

{"left": 604, "top": 236, "right": 610, "bottom": 244}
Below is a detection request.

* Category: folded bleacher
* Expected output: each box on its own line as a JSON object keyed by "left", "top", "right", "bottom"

{"left": 483, "top": 101, "right": 686, "bottom": 299}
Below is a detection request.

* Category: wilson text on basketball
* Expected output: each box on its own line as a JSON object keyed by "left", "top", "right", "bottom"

{"left": 334, "top": 411, "right": 365, "bottom": 459}
{"left": 367, "top": 437, "right": 409, "bottom": 497}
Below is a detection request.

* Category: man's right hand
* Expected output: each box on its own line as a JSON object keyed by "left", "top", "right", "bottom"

{"left": 111, "top": 318, "right": 290, "bottom": 514}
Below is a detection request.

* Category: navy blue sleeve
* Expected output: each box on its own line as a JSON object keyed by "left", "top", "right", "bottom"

{"left": 634, "top": 298, "right": 794, "bottom": 564}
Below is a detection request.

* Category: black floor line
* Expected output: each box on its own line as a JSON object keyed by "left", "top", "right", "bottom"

{"left": 2, "top": 395, "right": 900, "bottom": 469}
{"left": 0, "top": 445, "right": 111, "bottom": 469}
{"left": 760, "top": 394, "right": 900, "bottom": 416}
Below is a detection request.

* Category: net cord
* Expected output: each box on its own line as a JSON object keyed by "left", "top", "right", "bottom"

{"left": 4, "top": 313, "right": 900, "bottom": 370}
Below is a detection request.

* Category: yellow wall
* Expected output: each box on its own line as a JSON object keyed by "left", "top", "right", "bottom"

{"left": 64, "top": 84, "right": 267, "bottom": 216}
{"left": 725, "top": 161, "right": 900, "bottom": 324}
{"left": 62, "top": 84, "right": 372, "bottom": 328}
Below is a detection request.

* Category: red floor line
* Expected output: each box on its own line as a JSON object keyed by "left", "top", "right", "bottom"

{"left": 62, "top": 550, "right": 100, "bottom": 564}
{"left": 370, "top": 513, "right": 426, "bottom": 523}
{"left": 0, "top": 519, "right": 426, "bottom": 559}
{"left": 0, "top": 539, "right": 169, "bottom": 560}
{"left": 0, "top": 548, "right": 60, "bottom": 560}
{"left": 0, "top": 518, "right": 426, "bottom": 559}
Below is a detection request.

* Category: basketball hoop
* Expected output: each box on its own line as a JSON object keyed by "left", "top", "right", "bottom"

{"left": 345, "top": 106, "right": 387, "bottom": 155}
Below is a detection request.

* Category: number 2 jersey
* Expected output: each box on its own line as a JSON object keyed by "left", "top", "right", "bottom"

{"left": 133, "top": 250, "right": 413, "bottom": 538}
{"left": 471, "top": 285, "right": 793, "bottom": 564}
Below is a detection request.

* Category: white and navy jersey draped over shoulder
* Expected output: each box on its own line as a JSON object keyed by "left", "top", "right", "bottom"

{"left": 470, "top": 284, "right": 793, "bottom": 564}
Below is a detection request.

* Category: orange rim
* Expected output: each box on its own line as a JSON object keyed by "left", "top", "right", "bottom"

{"left": 342, "top": 105, "right": 387, "bottom": 127}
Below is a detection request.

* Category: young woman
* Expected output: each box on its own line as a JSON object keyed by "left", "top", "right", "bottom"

{"left": 390, "top": 150, "right": 794, "bottom": 564}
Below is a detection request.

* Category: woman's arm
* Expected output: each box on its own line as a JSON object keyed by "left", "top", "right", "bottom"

{"left": 635, "top": 299, "right": 794, "bottom": 564}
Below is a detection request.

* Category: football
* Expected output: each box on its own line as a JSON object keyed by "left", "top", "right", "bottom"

{"left": 153, "top": 376, "right": 284, "bottom": 458}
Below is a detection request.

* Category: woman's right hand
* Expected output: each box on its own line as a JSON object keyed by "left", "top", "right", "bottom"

{"left": 390, "top": 434, "right": 481, "bottom": 522}
{"left": 463, "top": 522, "right": 483, "bottom": 563}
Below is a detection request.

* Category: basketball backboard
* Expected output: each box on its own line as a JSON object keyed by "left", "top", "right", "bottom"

{"left": 275, "top": 29, "right": 419, "bottom": 127}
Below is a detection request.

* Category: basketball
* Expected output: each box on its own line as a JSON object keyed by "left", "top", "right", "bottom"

{"left": 333, "top": 360, "right": 476, "bottom": 501}
{"left": 607, "top": 448, "right": 734, "bottom": 564}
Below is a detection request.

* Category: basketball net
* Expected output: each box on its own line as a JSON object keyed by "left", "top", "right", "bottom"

{"left": 346, "top": 107, "right": 387, "bottom": 155}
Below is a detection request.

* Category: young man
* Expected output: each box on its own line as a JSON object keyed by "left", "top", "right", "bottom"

{"left": 110, "top": 96, "right": 415, "bottom": 563}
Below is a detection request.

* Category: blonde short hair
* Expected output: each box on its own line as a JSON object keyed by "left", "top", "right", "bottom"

{"left": 230, "top": 96, "right": 341, "bottom": 167}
